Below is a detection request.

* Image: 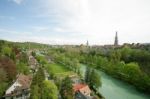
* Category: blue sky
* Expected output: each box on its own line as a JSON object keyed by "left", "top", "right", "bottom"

{"left": 0, "top": 0, "right": 150, "bottom": 45}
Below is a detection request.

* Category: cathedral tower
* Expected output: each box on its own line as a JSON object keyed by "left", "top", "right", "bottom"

{"left": 86, "top": 40, "right": 89, "bottom": 46}
{"left": 114, "top": 31, "right": 118, "bottom": 46}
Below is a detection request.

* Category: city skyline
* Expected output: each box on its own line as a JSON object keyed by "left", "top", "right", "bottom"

{"left": 0, "top": 0, "right": 150, "bottom": 45}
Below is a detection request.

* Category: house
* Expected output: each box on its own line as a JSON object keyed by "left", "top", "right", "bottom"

{"left": 28, "top": 55, "right": 38, "bottom": 71}
{"left": 74, "top": 84, "right": 99, "bottom": 99}
{"left": 75, "top": 92, "right": 93, "bottom": 99}
{"left": 4, "top": 74, "right": 32, "bottom": 99}
{"left": 73, "top": 84, "right": 91, "bottom": 97}
{"left": 73, "top": 84, "right": 94, "bottom": 99}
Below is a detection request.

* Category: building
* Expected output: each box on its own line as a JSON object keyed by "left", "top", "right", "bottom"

{"left": 86, "top": 40, "right": 89, "bottom": 47}
{"left": 4, "top": 74, "right": 32, "bottom": 99}
{"left": 28, "top": 55, "right": 38, "bottom": 71}
{"left": 73, "top": 84, "right": 92, "bottom": 98}
{"left": 114, "top": 31, "right": 119, "bottom": 46}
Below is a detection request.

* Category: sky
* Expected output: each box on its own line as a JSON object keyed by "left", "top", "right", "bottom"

{"left": 0, "top": 0, "right": 150, "bottom": 45}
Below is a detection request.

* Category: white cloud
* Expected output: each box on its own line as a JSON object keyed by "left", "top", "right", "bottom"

{"left": 3, "top": 0, "right": 150, "bottom": 45}
{"left": 0, "top": 27, "right": 88, "bottom": 45}
{"left": 41, "top": 0, "right": 150, "bottom": 44}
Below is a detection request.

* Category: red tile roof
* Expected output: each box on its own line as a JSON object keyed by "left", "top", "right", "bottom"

{"left": 73, "top": 84, "right": 91, "bottom": 96}
{"left": 73, "top": 84, "right": 89, "bottom": 92}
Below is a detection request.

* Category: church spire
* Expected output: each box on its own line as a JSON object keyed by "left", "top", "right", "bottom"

{"left": 86, "top": 40, "right": 89, "bottom": 46}
{"left": 114, "top": 31, "right": 118, "bottom": 46}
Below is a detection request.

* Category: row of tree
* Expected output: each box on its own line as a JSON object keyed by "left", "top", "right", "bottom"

{"left": 47, "top": 49, "right": 80, "bottom": 74}
{"left": 33, "top": 51, "right": 75, "bottom": 99}
{"left": 85, "top": 67, "right": 102, "bottom": 92}
{"left": 81, "top": 47, "right": 150, "bottom": 93}
{"left": 30, "top": 68, "right": 58, "bottom": 99}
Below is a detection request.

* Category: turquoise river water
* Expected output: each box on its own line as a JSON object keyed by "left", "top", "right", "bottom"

{"left": 80, "top": 64, "right": 150, "bottom": 99}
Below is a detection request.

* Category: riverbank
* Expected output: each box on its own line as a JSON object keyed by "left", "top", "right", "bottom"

{"left": 80, "top": 64, "right": 150, "bottom": 99}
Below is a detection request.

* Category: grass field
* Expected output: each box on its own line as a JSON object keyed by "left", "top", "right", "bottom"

{"left": 46, "top": 63, "right": 75, "bottom": 79}
{"left": 47, "top": 63, "right": 69, "bottom": 73}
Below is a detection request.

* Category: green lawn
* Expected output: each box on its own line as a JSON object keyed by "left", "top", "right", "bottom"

{"left": 46, "top": 63, "right": 76, "bottom": 78}
{"left": 48, "top": 63, "right": 69, "bottom": 73}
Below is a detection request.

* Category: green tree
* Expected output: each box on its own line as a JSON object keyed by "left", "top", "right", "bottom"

{"left": 30, "top": 68, "right": 45, "bottom": 99}
{"left": 33, "top": 68, "right": 45, "bottom": 85}
{"left": 36, "top": 55, "right": 47, "bottom": 65}
{"left": 0, "top": 40, "right": 5, "bottom": 53}
{"left": 72, "top": 58, "right": 79, "bottom": 72}
{"left": 89, "top": 69, "right": 102, "bottom": 90}
{"left": 16, "top": 62, "right": 29, "bottom": 74}
{"left": 2, "top": 46, "right": 12, "bottom": 57}
{"left": 85, "top": 67, "right": 102, "bottom": 91}
{"left": 30, "top": 85, "right": 39, "bottom": 99}
{"left": 109, "top": 50, "right": 121, "bottom": 63}
{"left": 60, "top": 77, "right": 73, "bottom": 99}
{"left": 10, "top": 52, "right": 16, "bottom": 62}
{"left": 85, "top": 66, "right": 91, "bottom": 84}
{"left": 0, "top": 68, "right": 8, "bottom": 96}
{"left": 41, "top": 80, "right": 58, "bottom": 99}
{"left": 123, "top": 62, "right": 142, "bottom": 82}
{"left": 120, "top": 46, "right": 132, "bottom": 63}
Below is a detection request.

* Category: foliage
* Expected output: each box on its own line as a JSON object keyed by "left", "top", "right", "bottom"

{"left": 47, "top": 49, "right": 80, "bottom": 73}
{"left": 0, "top": 68, "right": 8, "bottom": 96}
{"left": 60, "top": 77, "right": 73, "bottom": 99}
{"left": 83, "top": 47, "right": 150, "bottom": 93}
{"left": 16, "top": 62, "right": 30, "bottom": 74}
{"left": 30, "top": 85, "right": 39, "bottom": 99}
{"left": 30, "top": 68, "right": 45, "bottom": 99}
{"left": 85, "top": 66, "right": 91, "bottom": 84}
{"left": 0, "top": 40, "right": 31, "bottom": 97}
{"left": 47, "top": 46, "right": 150, "bottom": 93}
{"left": 36, "top": 55, "right": 47, "bottom": 65}
{"left": 19, "top": 52, "right": 28, "bottom": 63}
{"left": 0, "top": 68, "right": 8, "bottom": 82}
{"left": 0, "top": 40, "right": 5, "bottom": 53}
{"left": 0, "top": 56, "right": 16, "bottom": 81}
{"left": 41, "top": 80, "right": 58, "bottom": 99}
{"left": 89, "top": 69, "right": 102, "bottom": 89}
{"left": 2, "top": 46, "right": 12, "bottom": 57}
{"left": 0, "top": 82, "right": 8, "bottom": 97}
{"left": 45, "top": 63, "right": 75, "bottom": 79}
{"left": 85, "top": 67, "right": 101, "bottom": 90}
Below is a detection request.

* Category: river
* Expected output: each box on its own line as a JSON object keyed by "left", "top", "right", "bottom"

{"left": 80, "top": 64, "right": 150, "bottom": 99}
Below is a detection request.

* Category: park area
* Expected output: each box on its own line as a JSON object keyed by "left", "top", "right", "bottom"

{"left": 45, "top": 63, "right": 76, "bottom": 79}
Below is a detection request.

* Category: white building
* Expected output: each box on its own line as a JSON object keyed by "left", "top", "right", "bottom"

{"left": 4, "top": 74, "right": 32, "bottom": 99}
